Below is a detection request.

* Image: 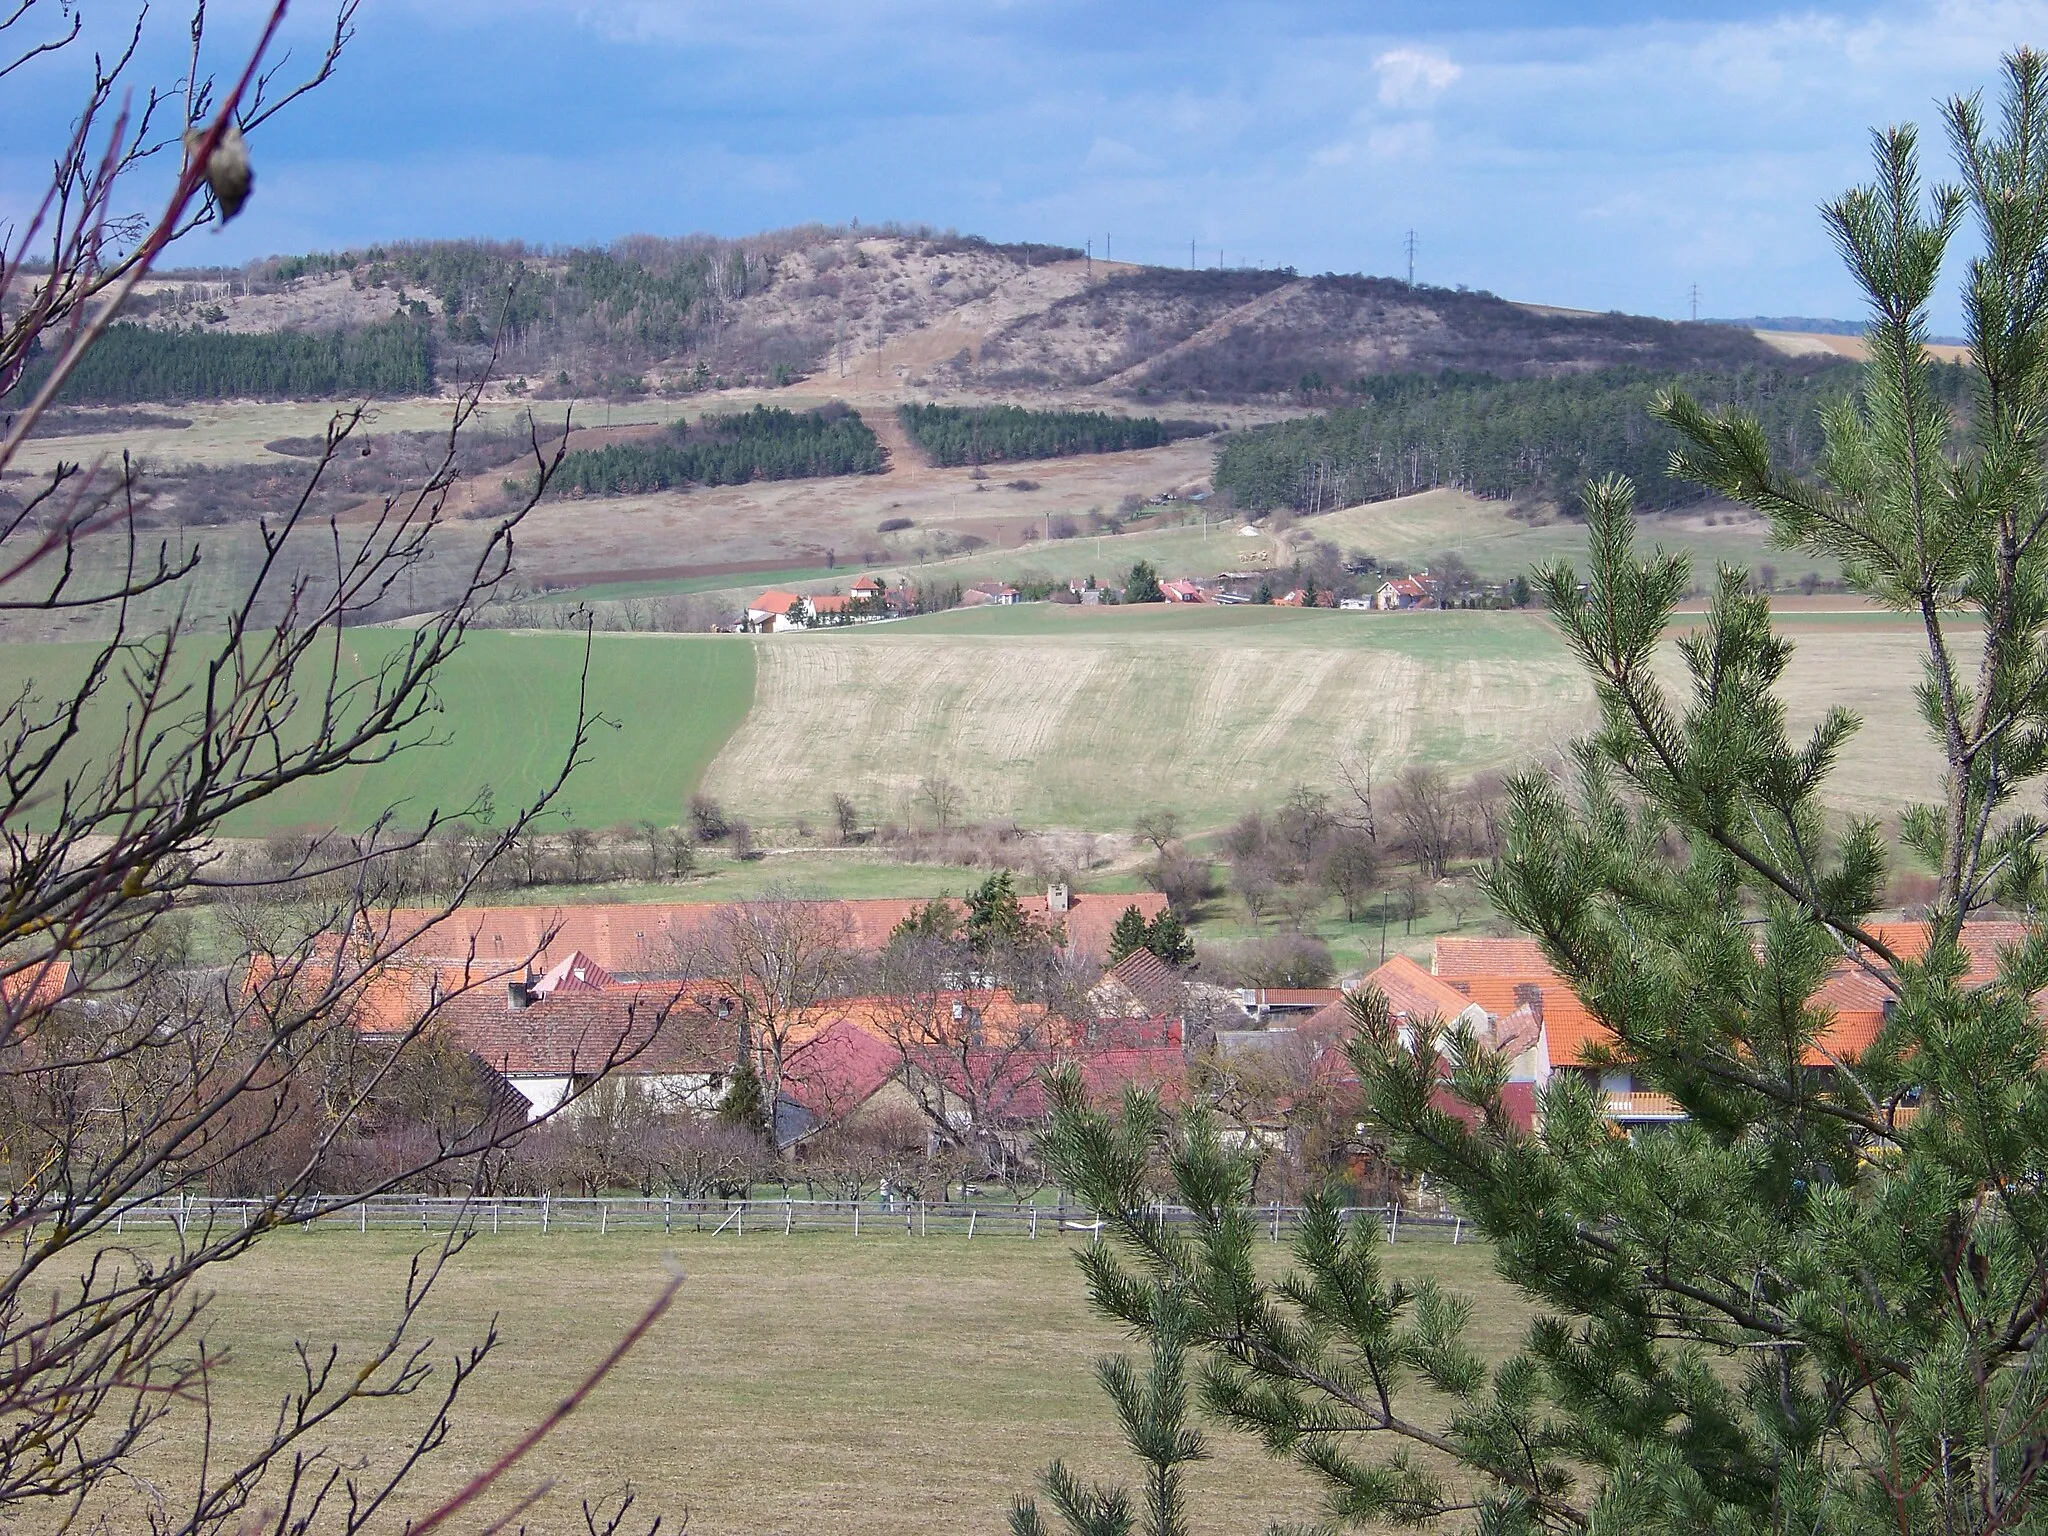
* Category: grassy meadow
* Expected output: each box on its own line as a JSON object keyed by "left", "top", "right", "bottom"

{"left": 0, "top": 601, "right": 1952, "bottom": 838}
{"left": 88, "top": 1226, "right": 1522, "bottom": 1536}
{"left": 0, "top": 630, "right": 755, "bottom": 835}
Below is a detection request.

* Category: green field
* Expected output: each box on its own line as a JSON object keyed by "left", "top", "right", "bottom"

{"left": 0, "top": 601, "right": 1953, "bottom": 838}
{"left": 0, "top": 630, "right": 755, "bottom": 835}
{"left": 87, "top": 1226, "right": 1521, "bottom": 1536}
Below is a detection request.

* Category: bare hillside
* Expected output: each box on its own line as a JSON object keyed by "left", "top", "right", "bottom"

{"left": 98, "top": 227, "right": 1816, "bottom": 406}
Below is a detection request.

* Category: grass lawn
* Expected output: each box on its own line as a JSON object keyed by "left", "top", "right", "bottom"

{"left": 0, "top": 630, "right": 755, "bottom": 835}
{"left": 86, "top": 1226, "right": 1525, "bottom": 1536}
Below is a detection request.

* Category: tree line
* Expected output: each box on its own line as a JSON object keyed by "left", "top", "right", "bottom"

{"left": 1209, "top": 362, "right": 1964, "bottom": 513}
{"left": 6, "top": 316, "right": 434, "bottom": 404}
{"left": 898, "top": 402, "right": 1186, "bottom": 466}
{"left": 548, "top": 404, "right": 885, "bottom": 494}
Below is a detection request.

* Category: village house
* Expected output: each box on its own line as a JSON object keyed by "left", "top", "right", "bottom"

{"left": 1373, "top": 574, "right": 1437, "bottom": 610}
{"left": 1159, "top": 579, "right": 1206, "bottom": 603}
{"left": 963, "top": 581, "right": 1020, "bottom": 606}
{"left": 745, "top": 590, "right": 808, "bottom": 631}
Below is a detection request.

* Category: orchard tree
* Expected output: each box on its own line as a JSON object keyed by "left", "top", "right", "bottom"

{"left": 1036, "top": 51, "right": 2048, "bottom": 1536}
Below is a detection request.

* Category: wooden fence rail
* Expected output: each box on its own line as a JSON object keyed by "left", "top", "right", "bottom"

{"left": 86, "top": 1195, "right": 1470, "bottom": 1244}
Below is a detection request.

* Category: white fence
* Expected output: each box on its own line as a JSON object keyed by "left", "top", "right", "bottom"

{"left": 94, "top": 1194, "right": 1473, "bottom": 1244}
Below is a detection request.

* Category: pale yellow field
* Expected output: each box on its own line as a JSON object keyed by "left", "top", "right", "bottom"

{"left": 698, "top": 605, "right": 1958, "bottom": 834}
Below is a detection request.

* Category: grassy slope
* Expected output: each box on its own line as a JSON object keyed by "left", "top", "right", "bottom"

{"left": 0, "top": 630, "right": 755, "bottom": 835}
{"left": 94, "top": 1228, "right": 1522, "bottom": 1536}
{"left": 707, "top": 605, "right": 1593, "bottom": 832}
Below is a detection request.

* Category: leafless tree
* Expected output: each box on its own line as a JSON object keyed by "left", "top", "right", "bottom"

{"left": 1390, "top": 762, "right": 1459, "bottom": 880}
{"left": 870, "top": 932, "right": 1059, "bottom": 1185}
{"left": 0, "top": 6, "right": 678, "bottom": 1530}
{"left": 1315, "top": 824, "right": 1380, "bottom": 922}
{"left": 918, "top": 773, "right": 962, "bottom": 831}
{"left": 1133, "top": 808, "right": 1182, "bottom": 855}
{"left": 831, "top": 792, "right": 860, "bottom": 843}
{"left": 1336, "top": 730, "right": 1383, "bottom": 841}
{"left": 694, "top": 894, "right": 858, "bottom": 1140}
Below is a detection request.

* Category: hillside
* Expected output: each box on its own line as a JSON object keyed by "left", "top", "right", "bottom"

{"left": 75, "top": 227, "right": 1825, "bottom": 406}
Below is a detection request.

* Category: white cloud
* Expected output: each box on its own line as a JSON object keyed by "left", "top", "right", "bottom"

{"left": 1083, "top": 136, "right": 1157, "bottom": 174}
{"left": 1374, "top": 47, "right": 1460, "bottom": 109}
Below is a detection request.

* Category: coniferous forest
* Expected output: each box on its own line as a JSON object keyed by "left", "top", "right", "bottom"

{"left": 549, "top": 404, "right": 885, "bottom": 494}
{"left": 898, "top": 403, "right": 1192, "bottom": 466}
{"left": 1208, "top": 363, "right": 1949, "bottom": 513}
{"left": 7, "top": 317, "right": 435, "bottom": 404}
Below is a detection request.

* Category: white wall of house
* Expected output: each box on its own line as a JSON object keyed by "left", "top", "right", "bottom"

{"left": 507, "top": 1070, "right": 724, "bottom": 1122}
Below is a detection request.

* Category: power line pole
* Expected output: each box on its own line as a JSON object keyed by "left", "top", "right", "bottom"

{"left": 1086, "top": 238, "right": 1092, "bottom": 281}
{"left": 1689, "top": 283, "right": 1700, "bottom": 322}
{"left": 1191, "top": 236, "right": 1196, "bottom": 270}
{"left": 1106, "top": 232, "right": 1111, "bottom": 262}
{"left": 1405, "top": 229, "right": 1418, "bottom": 286}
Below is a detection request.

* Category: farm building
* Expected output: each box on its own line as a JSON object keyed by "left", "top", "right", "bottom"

{"left": 963, "top": 582, "right": 1020, "bottom": 606}
{"left": 1159, "top": 579, "right": 1206, "bottom": 603}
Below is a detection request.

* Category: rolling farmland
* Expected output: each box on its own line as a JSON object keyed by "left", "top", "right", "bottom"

{"left": 0, "top": 603, "right": 1951, "bottom": 837}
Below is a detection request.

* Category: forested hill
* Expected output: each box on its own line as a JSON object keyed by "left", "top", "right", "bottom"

{"left": 956, "top": 270, "right": 1807, "bottom": 401}
{"left": 80, "top": 225, "right": 1837, "bottom": 405}
{"left": 1211, "top": 364, "right": 1946, "bottom": 513}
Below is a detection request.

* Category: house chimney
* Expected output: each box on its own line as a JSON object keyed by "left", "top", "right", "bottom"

{"left": 951, "top": 999, "right": 966, "bottom": 1022}
{"left": 506, "top": 980, "right": 533, "bottom": 1011}
{"left": 1047, "top": 881, "right": 1071, "bottom": 915}
{"left": 1512, "top": 982, "right": 1543, "bottom": 1020}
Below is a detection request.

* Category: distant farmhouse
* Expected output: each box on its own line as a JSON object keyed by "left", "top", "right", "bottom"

{"left": 744, "top": 579, "right": 905, "bottom": 632}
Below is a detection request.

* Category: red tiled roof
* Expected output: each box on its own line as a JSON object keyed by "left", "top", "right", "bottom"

{"left": 436, "top": 981, "right": 735, "bottom": 1077}
{"left": 1102, "top": 948, "right": 1181, "bottom": 1016}
{"left": 0, "top": 959, "right": 72, "bottom": 1012}
{"left": 379, "top": 892, "right": 1168, "bottom": 973}
{"left": 532, "top": 950, "right": 614, "bottom": 995}
{"left": 779, "top": 1017, "right": 900, "bottom": 1119}
{"left": 749, "top": 590, "right": 803, "bottom": 615}
{"left": 810, "top": 594, "right": 852, "bottom": 614}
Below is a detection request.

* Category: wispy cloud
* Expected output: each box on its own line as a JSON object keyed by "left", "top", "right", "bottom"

{"left": 1374, "top": 47, "right": 1462, "bottom": 107}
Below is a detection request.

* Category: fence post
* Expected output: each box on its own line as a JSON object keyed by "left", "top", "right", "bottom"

{"left": 967, "top": 1210, "right": 976, "bottom": 1240}
{"left": 664, "top": 1197, "right": 672, "bottom": 1234}
{"left": 1030, "top": 1205, "right": 1038, "bottom": 1240}
{"left": 493, "top": 1202, "right": 501, "bottom": 1236}
{"left": 852, "top": 1201, "right": 859, "bottom": 1237}
{"left": 1270, "top": 1202, "right": 1280, "bottom": 1242}
{"left": 920, "top": 1202, "right": 927, "bottom": 1238}
{"left": 1388, "top": 1201, "right": 1400, "bottom": 1243}
{"left": 541, "top": 1194, "right": 550, "bottom": 1235}
{"left": 419, "top": 1198, "right": 428, "bottom": 1234}
{"left": 600, "top": 1201, "right": 609, "bottom": 1237}
{"left": 1452, "top": 1216, "right": 1461, "bottom": 1245}
{"left": 738, "top": 1202, "right": 745, "bottom": 1238}
{"left": 359, "top": 1202, "right": 366, "bottom": 1234}
{"left": 784, "top": 1198, "right": 792, "bottom": 1236}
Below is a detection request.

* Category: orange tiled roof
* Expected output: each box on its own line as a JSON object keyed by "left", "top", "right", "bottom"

{"left": 1362, "top": 954, "right": 1483, "bottom": 1024}
{"left": 749, "top": 590, "right": 803, "bottom": 615}
{"left": 376, "top": 893, "right": 1168, "bottom": 973}
{"left": 1432, "top": 924, "right": 2027, "bottom": 1071}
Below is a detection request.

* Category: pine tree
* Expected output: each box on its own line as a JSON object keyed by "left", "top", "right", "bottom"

{"left": 1036, "top": 52, "right": 2048, "bottom": 1535}
{"left": 1143, "top": 909, "right": 1194, "bottom": 967}
{"left": 1125, "top": 562, "right": 1166, "bottom": 604}
{"left": 1010, "top": 1283, "right": 1208, "bottom": 1536}
{"left": 1107, "top": 904, "right": 1152, "bottom": 966}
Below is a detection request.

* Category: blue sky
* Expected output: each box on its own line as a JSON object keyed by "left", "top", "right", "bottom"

{"left": 7, "top": 0, "right": 2048, "bottom": 325}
